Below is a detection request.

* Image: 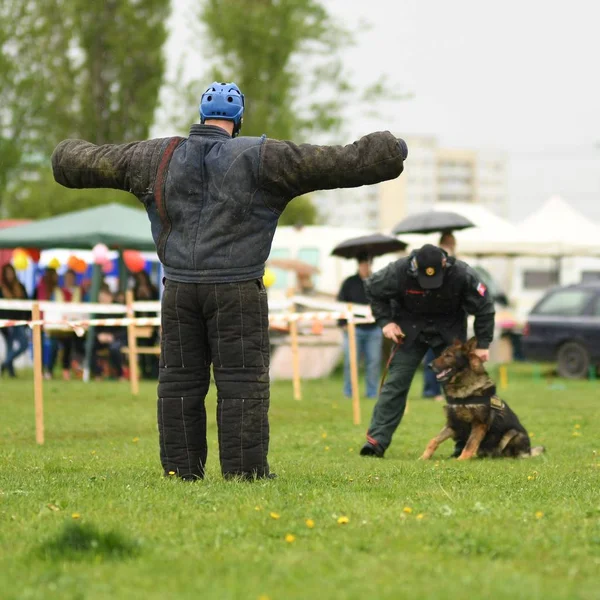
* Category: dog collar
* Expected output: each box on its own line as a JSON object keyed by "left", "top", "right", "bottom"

{"left": 446, "top": 385, "right": 502, "bottom": 409}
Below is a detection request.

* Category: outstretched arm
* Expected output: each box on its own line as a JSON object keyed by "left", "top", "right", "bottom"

{"left": 259, "top": 131, "right": 407, "bottom": 207}
{"left": 51, "top": 137, "right": 179, "bottom": 197}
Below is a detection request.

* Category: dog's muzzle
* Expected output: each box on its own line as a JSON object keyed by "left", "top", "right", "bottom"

{"left": 429, "top": 362, "right": 454, "bottom": 383}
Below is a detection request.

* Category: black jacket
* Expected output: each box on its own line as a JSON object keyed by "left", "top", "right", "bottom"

{"left": 52, "top": 126, "right": 406, "bottom": 284}
{"left": 337, "top": 274, "right": 377, "bottom": 330}
{"left": 365, "top": 251, "right": 495, "bottom": 349}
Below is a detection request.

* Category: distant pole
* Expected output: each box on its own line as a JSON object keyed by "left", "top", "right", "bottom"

{"left": 347, "top": 303, "right": 361, "bottom": 425}
{"left": 32, "top": 303, "right": 45, "bottom": 445}
{"left": 126, "top": 290, "right": 140, "bottom": 396}
{"left": 118, "top": 250, "right": 128, "bottom": 294}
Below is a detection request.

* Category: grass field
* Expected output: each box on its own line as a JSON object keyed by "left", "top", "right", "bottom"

{"left": 1, "top": 365, "right": 599, "bottom": 600}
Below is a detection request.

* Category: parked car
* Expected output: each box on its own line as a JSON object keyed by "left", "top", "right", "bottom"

{"left": 522, "top": 282, "right": 600, "bottom": 378}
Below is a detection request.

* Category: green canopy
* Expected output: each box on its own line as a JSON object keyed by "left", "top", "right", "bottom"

{"left": 0, "top": 203, "right": 156, "bottom": 251}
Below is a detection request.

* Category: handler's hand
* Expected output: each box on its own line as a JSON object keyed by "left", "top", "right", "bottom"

{"left": 382, "top": 323, "right": 405, "bottom": 344}
{"left": 474, "top": 348, "right": 489, "bottom": 362}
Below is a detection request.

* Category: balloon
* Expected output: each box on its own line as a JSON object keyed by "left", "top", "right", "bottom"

{"left": 92, "top": 243, "right": 110, "bottom": 264}
{"left": 48, "top": 257, "right": 61, "bottom": 270}
{"left": 12, "top": 249, "right": 29, "bottom": 271}
{"left": 67, "top": 255, "right": 87, "bottom": 274}
{"left": 263, "top": 268, "right": 276, "bottom": 288}
{"left": 102, "top": 260, "right": 113, "bottom": 274}
{"left": 123, "top": 250, "right": 145, "bottom": 273}
{"left": 67, "top": 255, "right": 79, "bottom": 271}
{"left": 26, "top": 248, "right": 41, "bottom": 262}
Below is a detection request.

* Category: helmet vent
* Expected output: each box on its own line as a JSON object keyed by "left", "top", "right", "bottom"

{"left": 227, "top": 96, "right": 233, "bottom": 102}
{"left": 207, "top": 95, "right": 212, "bottom": 101}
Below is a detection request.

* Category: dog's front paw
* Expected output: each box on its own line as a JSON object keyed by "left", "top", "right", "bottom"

{"left": 457, "top": 453, "right": 473, "bottom": 461}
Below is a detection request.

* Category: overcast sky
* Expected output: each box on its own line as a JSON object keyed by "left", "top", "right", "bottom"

{"left": 157, "top": 0, "right": 600, "bottom": 223}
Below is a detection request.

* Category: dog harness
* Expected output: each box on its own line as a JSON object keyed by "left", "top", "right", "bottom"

{"left": 445, "top": 385, "right": 503, "bottom": 410}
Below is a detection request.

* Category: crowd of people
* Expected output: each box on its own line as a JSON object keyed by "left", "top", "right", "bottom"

{"left": 0, "top": 265, "right": 160, "bottom": 381}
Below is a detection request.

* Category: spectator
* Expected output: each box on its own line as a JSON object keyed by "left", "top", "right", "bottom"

{"left": 337, "top": 253, "right": 383, "bottom": 399}
{"left": 132, "top": 271, "right": 159, "bottom": 379}
{"left": 91, "top": 284, "right": 127, "bottom": 380}
{"left": 0, "top": 263, "right": 30, "bottom": 378}
{"left": 60, "top": 269, "right": 84, "bottom": 380}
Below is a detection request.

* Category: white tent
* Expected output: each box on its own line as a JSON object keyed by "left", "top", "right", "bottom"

{"left": 516, "top": 196, "right": 600, "bottom": 257}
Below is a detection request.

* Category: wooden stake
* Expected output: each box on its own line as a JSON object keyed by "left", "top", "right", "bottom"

{"left": 347, "top": 303, "right": 361, "bottom": 425}
{"left": 32, "top": 302, "right": 44, "bottom": 445}
{"left": 499, "top": 364, "right": 508, "bottom": 390}
{"left": 290, "top": 314, "right": 302, "bottom": 401}
{"left": 126, "top": 290, "right": 140, "bottom": 396}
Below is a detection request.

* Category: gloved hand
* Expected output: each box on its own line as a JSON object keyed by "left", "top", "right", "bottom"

{"left": 397, "top": 138, "right": 408, "bottom": 160}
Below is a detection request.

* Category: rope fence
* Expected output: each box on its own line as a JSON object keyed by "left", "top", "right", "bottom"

{"left": 0, "top": 296, "right": 372, "bottom": 443}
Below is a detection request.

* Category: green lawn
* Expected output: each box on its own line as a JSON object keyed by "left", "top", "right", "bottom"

{"left": 1, "top": 365, "right": 599, "bottom": 600}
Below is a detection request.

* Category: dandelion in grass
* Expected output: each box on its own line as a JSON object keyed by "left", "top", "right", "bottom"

{"left": 168, "top": 471, "right": 175, "bottom": 476}
{"left": 573, "top": 432, "right": 581, "bottom": 437}
{"left": 325, "top": 446, "right": 330, "bottom": 451}
{"left": 574, "top": 424, "right": 581, "bottom": 429}
{"left": 403, "top": 507, "right": 412, "bottom": 514}
{"left": 285, "top": 534, "right": 296, "bottom": 543}
{"left": 132, "top": 437, "right": 139, "bottom": 443}
{"left": 416, "top": 514, "right": 424, "bottom": 520}
{"left": 337, "top": 516, "right": 349, "bottom": 525}
{"left": 305, "top": 519, "right": 315, "bottom": 529}
{"left": 258, "top": 595, "right": 270, "bottom": 600}
{"left": 71, "top": 513, "right": 81, "bottom": 520}
{"left": 535, "top": 511, "right": 544, "bottom": 519}
{"left": 348, "top": 448, "right": 354, "bottom": 453}
{"left": 270, "top": 512, "right": 280, "bottom": 520}
{"left": 255, "top": 506, "right": 262, "bottom": 511}
{"left": 321, "top": 432, "right": 327, "bottom": 439}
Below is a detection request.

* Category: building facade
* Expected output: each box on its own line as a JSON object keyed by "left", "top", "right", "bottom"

{"left": 315, "top": 135, "right": 507, "bottom": 231}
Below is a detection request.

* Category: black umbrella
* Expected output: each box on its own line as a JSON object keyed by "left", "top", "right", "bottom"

{"left": 331, "top": 233, "right": 407, "bottom": 259}
{"left": 392, "top": 211, "right": 475, "bottom": 235}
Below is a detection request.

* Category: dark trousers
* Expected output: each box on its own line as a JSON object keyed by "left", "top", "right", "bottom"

{"left": 158, "top": 278, "right": 270, "bottom": 480}
{"left": 1, "top": 326, "right": 29, "bottom": 370}
{"left": 91, "top": 340, "right": 125, "bottom": 377}
{"left": 367, "top": 339, "right": 445, "bottom": 451}
{"left": 422, "top": 347, "right": 442, "bottom": 397}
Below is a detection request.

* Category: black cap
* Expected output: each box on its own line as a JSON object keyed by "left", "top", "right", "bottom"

{"left": 415, "top": 244, "right": 445, "bottom": 289}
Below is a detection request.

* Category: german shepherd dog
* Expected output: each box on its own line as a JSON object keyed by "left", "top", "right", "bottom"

{"left": 420, "top": 338, "right": 544, "bottom": 461}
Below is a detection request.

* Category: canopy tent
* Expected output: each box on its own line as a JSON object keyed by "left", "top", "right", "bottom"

{"left": 0, "top": 203, "right": 155, "bottom": 251}
{"left": 515, "top": 195, "right": 600, "bottom": 257}
{"left": 0, "top": 203, "right": 157, "bottom": 382}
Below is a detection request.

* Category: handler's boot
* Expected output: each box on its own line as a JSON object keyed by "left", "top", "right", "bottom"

{"left": 360, "top": 441, "right": 385, "bottom": 458}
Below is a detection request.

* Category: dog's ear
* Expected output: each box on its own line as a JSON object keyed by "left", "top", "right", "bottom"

{"left": 464, "top": 337, "right": 478, "bottom": 353}
{"left": 469, "top": 353, "right": 486, "bottom": 374}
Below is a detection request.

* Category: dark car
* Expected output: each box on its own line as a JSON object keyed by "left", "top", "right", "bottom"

{"left": 522, "top": 282, "right": 600, "bottom": 378}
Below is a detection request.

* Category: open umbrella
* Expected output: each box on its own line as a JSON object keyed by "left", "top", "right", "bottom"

{"left": 392, "top": 211, "right": 475, "bottom": 235}
{"left": 331, "top": 233, "right": 407, "bottom": 259}
{"left": 267, "top": 258, "right": 320, "bottom": 275}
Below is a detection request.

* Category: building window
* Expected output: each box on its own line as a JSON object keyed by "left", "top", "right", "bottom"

{"left": 523, "top": 270, "right": 559, "bottom": 290}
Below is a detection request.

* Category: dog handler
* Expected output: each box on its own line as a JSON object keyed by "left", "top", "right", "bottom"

{"left": 51, "top": 82, "right": 408, "bottom": 480}
{"left": 360, "top": 244, "right": 495, "bottom": 457}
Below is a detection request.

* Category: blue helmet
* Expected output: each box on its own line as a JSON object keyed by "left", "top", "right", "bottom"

{"left": 199, "top": 82, "right": 245, "bottom": 137}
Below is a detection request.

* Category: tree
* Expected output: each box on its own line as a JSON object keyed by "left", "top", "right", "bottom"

{"left": 169, "top": 0, "right": 393, "bottom": 225}
{"left": 1, "top": 0, "right": 171, "bottom": 217}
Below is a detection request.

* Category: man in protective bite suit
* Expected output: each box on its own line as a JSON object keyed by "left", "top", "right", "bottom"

{"left": 51, "top": 81, "right": 408, "bottom": 481}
